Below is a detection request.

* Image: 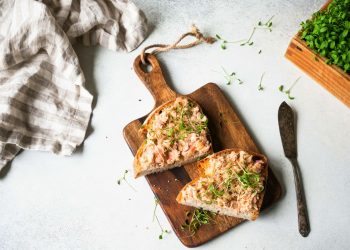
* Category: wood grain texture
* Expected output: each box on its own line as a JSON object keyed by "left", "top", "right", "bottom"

{"left": 285, "top": 0, "right": 350, "bottom": 109}
{"left": 123, "top": 54, "right": 282, "bottom": 247}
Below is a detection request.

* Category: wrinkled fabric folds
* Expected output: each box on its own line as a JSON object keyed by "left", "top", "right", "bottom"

{"left": 0, "top": 0, "right": 148, "bottom": 169}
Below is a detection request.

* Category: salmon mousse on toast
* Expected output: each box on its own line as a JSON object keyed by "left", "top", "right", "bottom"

{"left": 177, "top": 149, "right": 268, "bottom": 220}
{"left": 134, "top": 97, "right": 212, "bottom": 178}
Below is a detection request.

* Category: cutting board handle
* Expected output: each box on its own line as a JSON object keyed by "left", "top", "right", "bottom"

{"left": 134, "top": 54, "right": 176, "bottom": 105}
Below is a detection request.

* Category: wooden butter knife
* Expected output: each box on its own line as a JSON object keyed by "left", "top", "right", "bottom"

{"left": 278, "top": 101, "right": 310, "bottom": 237}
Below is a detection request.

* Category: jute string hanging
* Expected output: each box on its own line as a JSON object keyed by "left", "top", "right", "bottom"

{"left": 140, "top": 25, "right": 216, "bottom": 64}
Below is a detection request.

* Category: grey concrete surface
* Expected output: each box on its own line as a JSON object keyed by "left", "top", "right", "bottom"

{"left": 1, "top": 0, "right": 350, "bottom": 249}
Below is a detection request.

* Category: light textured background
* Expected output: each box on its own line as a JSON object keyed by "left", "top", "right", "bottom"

{"left": 1, "top": 0, "right": 350, "bottom": 249}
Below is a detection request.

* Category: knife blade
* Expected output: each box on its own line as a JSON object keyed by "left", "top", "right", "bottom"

{"left": 278, "top": 101, "right": 297, "bottom": 158}
{"left": 278, "top": 101, "right": 310, "bottom": 237}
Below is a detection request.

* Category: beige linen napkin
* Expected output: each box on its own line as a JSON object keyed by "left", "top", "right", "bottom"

{"left": 0, "top": 0, "right": 148, "bottom": 169}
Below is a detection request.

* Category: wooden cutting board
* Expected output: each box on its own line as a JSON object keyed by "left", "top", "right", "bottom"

{"left": 123, "top": 54, "right": 282, "bottom": 247}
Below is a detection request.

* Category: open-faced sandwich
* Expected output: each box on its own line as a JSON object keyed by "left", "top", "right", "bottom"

{"left": 176, "top": 149, "right": 268, "bottom": 220}
{"left": 134, "top": 97, "right": 212, "bottom": 178}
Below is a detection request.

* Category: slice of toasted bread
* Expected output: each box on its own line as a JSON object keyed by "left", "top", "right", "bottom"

{"left": 176, "top": 149, "right": 268, "bottom": 220}
{"left": 134, "top": 97, "right": 212, "bottom": 178}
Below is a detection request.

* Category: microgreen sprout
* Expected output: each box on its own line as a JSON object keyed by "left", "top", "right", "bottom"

{"left": 153, "top": 197, "right": 170, "bottom": 239}
{"left": 117, "top": 170, "right": 137, "bottom": 192}
{"left": 233, "top": 162, "right": 263, "bottom": 190}
{"left": 152, "top": 197, "right": 159, "bottom": 222}
{"left": 216, "top": 16, "right": 274, "bottom": 49}
{"left": 217, "top": 67, "right": 243, "bottom": 85}
{"left": 181, "top": 209, "right": 215, "bottom": 236}
{"left": 163, "top": 101, "right": 208, "bottom": 144}
{"left": 208, "top": 183, "right": 225, "bottom": 198}
{"left": 222, "top": 169, "right": 235, "bottom": 191}
{"left": 278, "top": 77, "right": 301, "bottom": 100}
{"left": 258, "top": 72, "right": 265, "bottom": 91}
{"left": 196, "top": 155, "right": 206, "bottom": 161}
{"left": 240, "top": 16, "right": 274, "bottom": 46}
{"left": 240, "top": 27, "right": 257, "bottom": 46}
{"left": 155, "top": 215, "right": 170, "bottom": 239}
{"left": 257, "top": 15, "right": 274, "bottom": 32}
{"left": 235, "top": 169, "right": 261, "bottom": 189}
{"left": 215, "top": 34, "right": 246, "bottom": 50}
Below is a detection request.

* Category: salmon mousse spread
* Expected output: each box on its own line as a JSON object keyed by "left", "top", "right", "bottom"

{"left": 134, "top": 97, "right": 212, "bottom": 177}
{"left": 177, "top": 150, "right": 268, "bottom": 220}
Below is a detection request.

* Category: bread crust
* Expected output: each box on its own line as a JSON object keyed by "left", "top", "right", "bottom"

{"left": 176, "top": 148, "right": 268, "bottom": 221}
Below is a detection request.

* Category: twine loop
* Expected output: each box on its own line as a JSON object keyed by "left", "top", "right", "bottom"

{"left": 140, "top": 25, "right": 216, "bottom": 64}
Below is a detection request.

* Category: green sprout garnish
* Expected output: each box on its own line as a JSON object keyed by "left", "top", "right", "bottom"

{"left": 208, "top": 183, "right": 225, "bottom": 198}
{"left": 153, "top": 197, "right": 170, "bottom": 240}
{"left": 216, "top": 16, "right": 274, "bottom": 49}
{"left": 279, "top": 77, "right": 301, "bottom": 100}
{"left": 240, "top": 27, "right": 257, "bottom": 46}
{"left": 233, "top": 162, "right": 263, "bottom": 190}
{"left": 181, "top": 209, "right": 215, "bottom": 236}
{"left": 235, "top": 169, "right": 261, "bottom": 189}
{"left": 257, "top": 15, "right": 274, "bottom": 31}
{"left": 216, "top": 67, "right": 243, "bottom": 85}
{"left": 215, "top": 34, "right": 246, "bottom": 50}
{"left": 258, "top": 72, "right": 265, "bottom": 91}
{"left": 196, "top": 155, "right": 206, "bottom": 161}
{"left": 167, "top": 127, "right": 174, "bottom": 137}
{"left": 240, "top": 16, "right": 274, "bottom": 46}
{"left": 117, "top": 170, "right": 137, "bottom": 192}
{"left": 278, "top": 85, "right": 284, "bottom": 92}
{"left": 222, "top": 168, "right": 235, "bottom": 191}
{"left": 163, "top": 101, "right": 208, "bottom": 144}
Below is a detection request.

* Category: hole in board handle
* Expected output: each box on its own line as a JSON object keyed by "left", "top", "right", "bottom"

{"left": 140, "top": 59, "right": 153, "bottom": 73}
{"left": 296, "top": 46, "right": 303, "bottom": 52}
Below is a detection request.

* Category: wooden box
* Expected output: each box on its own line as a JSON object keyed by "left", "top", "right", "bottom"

{"left": 285, "top": 0, "right": 350, "bottom": 108}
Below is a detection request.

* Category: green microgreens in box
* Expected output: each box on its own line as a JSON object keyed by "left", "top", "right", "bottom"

{"left": 300, "top": 0, "right": 350, "bottom": 73}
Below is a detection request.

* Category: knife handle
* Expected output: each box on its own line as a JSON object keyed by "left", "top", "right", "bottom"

{"left": 290, "top": 158, "right": 310, "bottom": 237}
